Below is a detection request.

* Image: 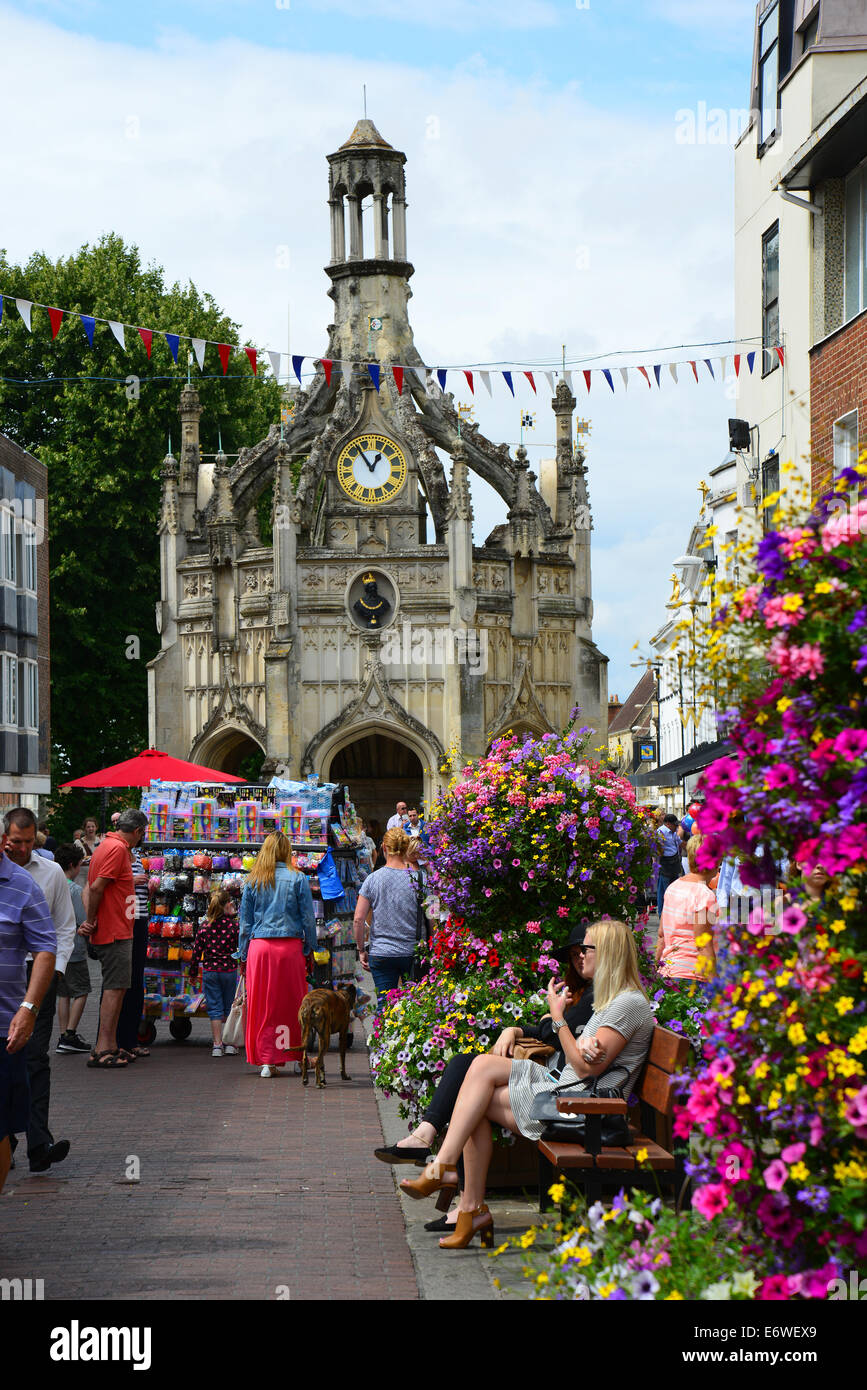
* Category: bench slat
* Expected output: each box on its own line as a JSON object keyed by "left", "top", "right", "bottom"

{"left": 636, "top": 1062, "right": 676, "bottom": 1116}
{"left": 647, "top": 1026, "right": 691, "bottom": 1073}
{"left": 555, "top": 1096, "right": 628, "bottom": 1116}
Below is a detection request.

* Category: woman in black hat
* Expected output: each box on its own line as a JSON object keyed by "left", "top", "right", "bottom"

{"left": 373, "top": 923, "right": 594, "bottom": 1228}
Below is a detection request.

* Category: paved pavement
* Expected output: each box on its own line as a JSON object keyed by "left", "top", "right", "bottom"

{"left": 1, "top": 973, "right": 418, "bottom": 1302}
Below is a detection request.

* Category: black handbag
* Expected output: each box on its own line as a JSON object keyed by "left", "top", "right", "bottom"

{"left": 530, "top": 1065, "right": 631, "bottom": 1147}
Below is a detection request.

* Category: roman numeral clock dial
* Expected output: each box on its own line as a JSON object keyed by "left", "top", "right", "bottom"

{"left": 336, "top": 433, "right": 407, "bottom": 505}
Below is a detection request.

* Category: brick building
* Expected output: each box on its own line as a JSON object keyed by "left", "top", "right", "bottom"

{"left": 0, "top": 432, "right": 50, "bottom": 809}
{"left": 733, "top": 0, "right": 867, "bottom": 519}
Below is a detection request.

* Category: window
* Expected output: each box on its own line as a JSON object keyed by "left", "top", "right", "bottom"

{"left": 18, "top": 519, "right": 37, "bottom": 593}
{"left": 758, "top": 1, "right": 780, "bottom": 149}
{"left": 20, "top": 660, "right": 38, "bottom": 730}
{"left": 762, "top": 222, "right": 780, "bottom": 374}
{"left": 1, "top": 654, "right": 18, "bottom": 726}
{"left": 0, "top": 507, "right": 16, "bottom": 585}
{"left": 845, "top": 160, "right": 867, "bottom": 322}
{"left": 834, "top": 412, "right": 859, "bottom": 475}
{"left": 762, "top": 454, "right": 781, "bottom": 533}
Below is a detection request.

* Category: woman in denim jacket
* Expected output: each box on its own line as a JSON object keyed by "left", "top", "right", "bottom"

{"left": 238, "top": 833, "right": 317, "bottom": 1078}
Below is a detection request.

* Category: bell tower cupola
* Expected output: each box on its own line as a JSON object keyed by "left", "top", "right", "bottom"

{"left": 326, "top": 119, "right": 414, "bottom": 367}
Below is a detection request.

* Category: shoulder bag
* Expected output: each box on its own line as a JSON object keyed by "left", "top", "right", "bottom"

{"left": 529, "top": 1064, "right": 631, "bottom": 1146}
{"left": 222, "top": 976, "right": 246, "bottom": 1049}
{"left": 512, "top": 1037, "right": 556, "bottom": 1064}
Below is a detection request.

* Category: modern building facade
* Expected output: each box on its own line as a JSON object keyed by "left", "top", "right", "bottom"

{"left": 733, "top": 0, "right": 867, "bottom": 519}
{"left": 148, "top": 121, "right": 607, "bottom": 821}
{"left": 0, "top": 433, "right": 50, "bottom": 809}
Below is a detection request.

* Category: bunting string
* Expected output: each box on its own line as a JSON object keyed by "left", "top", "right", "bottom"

{"left": 0, "top": 289, "right": 782, "bottom": 398}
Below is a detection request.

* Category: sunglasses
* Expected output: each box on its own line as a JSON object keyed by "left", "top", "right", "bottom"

{"left": 577, "top": 944, "right": 596, "bottom": 954}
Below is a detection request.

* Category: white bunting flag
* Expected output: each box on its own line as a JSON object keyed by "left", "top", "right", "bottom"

{"left": 108, "top": 320, "right": 125, "bottom": 349}
{"left": 718, "top": 356, "right": 727, "bottom": 377}
{"left": 562, "top": 370, "right": 572, "bottom": 393}
{"left": 268, "top": 351, "right": 282, "bottom": 381}
{"left": 543, "top": 371, "right": 555, "bottom": 396}
{"left": 16, "top": 299, "right": 32, "bottom": 331}
{"left": 191, "top": 338, "right": 206, "bottom": 372}
{"left": 620, "top": 368, "right": 629, "bottom": 391}
{"left": 414, "top": 367, "right": 428, "bottom": 391}
{"left": 342, "top": 359, "right": 353, "bottom": 390}
{"left": 478, "top": 370, "right": 492, "bottom": 396}
{"left": 669, "top": 362, "right": 678, "bottom": 384}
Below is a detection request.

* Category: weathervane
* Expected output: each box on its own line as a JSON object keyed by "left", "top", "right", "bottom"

{"left": 520, "top": 410, "right": 535, "bottom": 445}
{"left": 457, "top": 401, "right": 474, "bottom": 438}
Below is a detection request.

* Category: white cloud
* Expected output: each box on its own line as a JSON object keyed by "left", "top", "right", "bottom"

{"left": 0, "top": 6, "right": 737, "bottom": 696}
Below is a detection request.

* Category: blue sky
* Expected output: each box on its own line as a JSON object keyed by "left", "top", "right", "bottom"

{"left": 1, "top": 0, "right": 760, "bottom": 712}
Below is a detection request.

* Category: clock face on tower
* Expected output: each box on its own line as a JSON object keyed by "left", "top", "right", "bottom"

{"left": 335, "top": 433, "right": 407, "bottom": 505}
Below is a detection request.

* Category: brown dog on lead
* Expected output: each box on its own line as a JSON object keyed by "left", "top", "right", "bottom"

{"left": 299, "top": 984, "right": 357, "bottom": 1088}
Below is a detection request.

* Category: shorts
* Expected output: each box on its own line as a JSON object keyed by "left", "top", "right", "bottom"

{"left": 90, "top": 938, "right": 133, "bottom": 991}
{"left": 0, "top": 1038, "right": 30, "bottom": 1144}
{"left": 203, "top": 971, "right": 238, "bottom": 1021}
{"left": 58, "top": 959, "right": 92, "bottom": 999}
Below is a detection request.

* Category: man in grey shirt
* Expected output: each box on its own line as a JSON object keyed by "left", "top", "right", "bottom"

{"left": 4, "top": 808, "right": 76, "bottom": 1173}
{"left": 353, "top": 827, "right": 419, "bottom": 1010}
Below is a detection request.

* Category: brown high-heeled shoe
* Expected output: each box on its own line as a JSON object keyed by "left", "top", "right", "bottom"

{"left": 438, "top": 1204, "right": 494, "bottom": 1250}
{"left": 399, "top": 1159, "right": 460, "bottom": 1201}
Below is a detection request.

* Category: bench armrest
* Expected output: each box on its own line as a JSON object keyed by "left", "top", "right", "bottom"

{"left": 556, "top": 1096, "right": 628, "bottom": 1116}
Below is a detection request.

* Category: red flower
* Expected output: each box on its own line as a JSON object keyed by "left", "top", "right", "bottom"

{"left": 842, "top": 958, "right": 862, "bottom": 980}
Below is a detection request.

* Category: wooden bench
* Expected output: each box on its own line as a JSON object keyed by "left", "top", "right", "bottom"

{"left": 537, "top": 1025, "right": 691, "bottom": 1211}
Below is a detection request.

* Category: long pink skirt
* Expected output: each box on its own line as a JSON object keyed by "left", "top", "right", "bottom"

{"left": 245, "top": 937, "right": 308, "bottom": 1064}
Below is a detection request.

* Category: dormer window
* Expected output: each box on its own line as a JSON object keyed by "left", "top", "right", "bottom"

{"left": 759, "top": 0, "right": 780, "bottom": 149}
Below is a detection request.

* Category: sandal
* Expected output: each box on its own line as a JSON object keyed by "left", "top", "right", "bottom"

{"left": 130, "top": 1046, "right": 150, "bottom": 1058}
{"left": 116, "top": 1049, "right": 137, "bottom": 1063}
{"left": 87, "top": 1050, "right": 128, "bottom": 1068}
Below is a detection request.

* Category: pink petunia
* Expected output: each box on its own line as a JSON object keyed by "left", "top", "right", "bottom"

{"left": 691, "top": 1182, "right": 730, "bottom": 1221}
{"left": 763, "top": 1159, "right": 789, "bottom": 1192}
{"left": 758, "top": 1274, "right": 795, "bottom": 1300}
{"left": 780, "top": 1142, "right": 806, "bottom": 1164}
{"left": 780, "top": 904, "right": 807, "bottom": 935}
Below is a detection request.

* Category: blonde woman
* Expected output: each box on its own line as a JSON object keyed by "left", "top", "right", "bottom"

{"left": 400, "top": 919, "right": 655, "bottom": 1250}
{"left": 656, "top": 834, "right": 718, "bottom": 980}
{"left": 352, "top": 827, "right": 418, "bottom": 1009}
{"left": 237, "top": 832, "right": 317, "bottom": 1078}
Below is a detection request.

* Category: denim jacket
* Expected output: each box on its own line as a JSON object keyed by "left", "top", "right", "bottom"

{"left": 237, "top": 863, "right": 317, "bottom": 962}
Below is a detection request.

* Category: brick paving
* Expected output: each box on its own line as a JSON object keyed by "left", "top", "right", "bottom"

{"left": 1, "top": 989, "right": 419, "bottom": 1302}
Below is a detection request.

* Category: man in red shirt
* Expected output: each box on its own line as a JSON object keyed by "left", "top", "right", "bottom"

{"left": 80, "top": 808, "right": 147, "bottom": 1068}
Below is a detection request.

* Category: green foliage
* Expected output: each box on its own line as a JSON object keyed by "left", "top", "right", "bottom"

{"left": 0, "top": 233, "right": 281, "bottom": 796}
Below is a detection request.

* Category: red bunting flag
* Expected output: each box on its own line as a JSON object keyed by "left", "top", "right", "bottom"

{"left": 320, "top": 358, "right": 333, "bottom": 386}
{"left": 583, "top": 370, "right": 591, "bottom": 392}
{"left": 689, "top": 360, "right": 698, "bottom": 382}
{"left": 392, "top": 365, "right": 403, "bottom": 394}
{"left": 47, "top": 307, "right": 63, "bottom": 339}
{"left": 217, "top": 344, "right": 231, "bottom": 375}
{"left": 245, "top": 347, "right": 257, "bottom": 375}
{"left": 524, "top": 371, "right": 536, "bottom": 394}
{"left": 463, "top": 370, "right": 474, "bottom": 394}
{"left": 734, "top": 354, "right": 741, "bottom": 377}
{"left": 637, "top": 366, "right": 651, "bottom": 388}
{"left": 139, "top": 328, "right": 153, "bottom": 358}
{"left": 776, "top": 346, "right": 785, "bottom": 366}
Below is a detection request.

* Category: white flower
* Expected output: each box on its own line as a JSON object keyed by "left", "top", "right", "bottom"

{"left": 731, "top": 1271, "right": 760, "bottom": 1297}
{"left": 701, "top": 1280, "right": 733, "bottom": 1301}
{"left": 627, "top": 1210, "right": 644, "bottom": 1224}
{"left": 587, "top": 1202, "right": 606, "bottom": 1231}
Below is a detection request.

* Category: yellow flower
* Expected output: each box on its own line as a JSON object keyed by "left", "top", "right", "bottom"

{"left": 665, "top": 1290, "right": 684, "bottom": 1300}
{"left": 840, "top": 896, "right": 858, "bottom": 913}
{"left": 849, "top": 1028, "right": 867, "bottom": 1056}
{"left": 536, "top": 1273, "right": 549, "bottom": 1285}
{"left": 753, "top": 1061, "right": 769, "bottom": 1080}
{"left": 775, "top": 972, "right": 793, "bottom": 988}
{"left": 635, "top": 1147, "right": 648, "bottom": 1163}
{"left": 787, "top": 1022, "right": 807, "bottom": 1045}
{"left": 837, "top": 997, "right": 855, "bottom": 1016}
{"left": 782, "top": 594, "right": 803, "bottom": 612}
{"left": 760, "top": 992, "right": 778, "bottom": 1008}
{"left": 732, "top": 1010, "right": 748, "bottom": 1030}
{"left": 817, "top": 1030, "right": 831, "bottom": 1045}
{"left": 736, "top": 1086, "right": 750, "bottom": 1105}
{"left": 776, "top": 697, "right": 792, "bottom": 713}
{"left": 767, "top": 1090, "right": 781, "bottom": 1111}
{"left": 547, "top": 1182, "right": 566, "bottom": 1204}
{"left": 813, "top": 581, "right": 833, "bottom": 595}
{"left": 784, "top": 1073, "right": 799, "bottom": 1093}
{"left": 519, "top": 1229, "right": 537, "bottom": 1249}
{"left": 829, "top": 920, "right": 847, "bottom": 935}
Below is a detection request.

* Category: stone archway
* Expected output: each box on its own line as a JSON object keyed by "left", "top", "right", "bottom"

{"left": 328, "top": 731, "right": 424, "bottom": 843}
{"left": 191, "top": 725, "right": 266, "bottom": 779}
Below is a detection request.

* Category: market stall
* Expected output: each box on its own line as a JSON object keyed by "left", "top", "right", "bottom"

{"left": 138, "top": 777, "right": 373, "bottom": 1045}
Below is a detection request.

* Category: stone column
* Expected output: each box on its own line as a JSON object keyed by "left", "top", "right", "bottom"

{"left": 329, "top": 197, "right": 346, "bottom": 263}
{"left": 392, "top": 196, "right": 407, "bottom": 260}
{"left": 373, "top": 193, "right": 386, "bottom": 258}
{"left": 178, "top": 384, "right": 202, "bottom": 532}
{"left": 347, "top": 194, "right": 361, "bottom": 260}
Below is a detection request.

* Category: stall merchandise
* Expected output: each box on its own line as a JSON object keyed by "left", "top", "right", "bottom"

{"left": 138, "top": 778, "right": 370, "bottom": 1043}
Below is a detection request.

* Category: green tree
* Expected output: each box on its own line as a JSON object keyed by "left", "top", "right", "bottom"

{"left": 0, "top": 234, "right": 281, "bottom": 821}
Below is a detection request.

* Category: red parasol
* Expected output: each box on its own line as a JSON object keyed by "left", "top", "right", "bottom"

{"left": 60, "top": 747, "right": 246, "bottom": 789}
